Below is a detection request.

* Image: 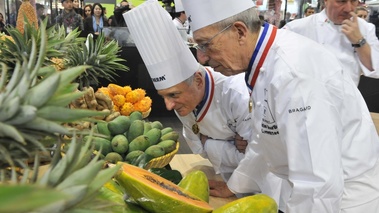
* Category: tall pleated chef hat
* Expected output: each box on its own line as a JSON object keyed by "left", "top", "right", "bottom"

{"left": 123, "top": 0, "right": 198, "bottom": 90}
{"left": 174, "top": 0, "right": 184, "bottom": 12}
{"left": 182, "top": 0, "right": 255, "bottom": 32}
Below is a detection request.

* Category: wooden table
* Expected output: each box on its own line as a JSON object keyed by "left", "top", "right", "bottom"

{"left": 169, "top": 154, "right": 237, "bottom": 209}
{"left": 371, "top": 112, "right": 379, "bottom": 134}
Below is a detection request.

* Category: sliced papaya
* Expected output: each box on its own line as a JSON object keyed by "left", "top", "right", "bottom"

{"left": 114, "top": 162, "right": 213, "bottom": 213}
{"left": 212, "top": 194, "right": 278, "bottom": 213}
{"left": 178, "top": 170, "right": 209, "bottom": 203}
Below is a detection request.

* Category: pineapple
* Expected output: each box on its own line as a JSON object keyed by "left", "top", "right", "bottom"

{"left": 16, "top": 0, "right": 38, "bottom": 34}
{"left": 65, "top": 33, "right": 129, "bottom": 89}
{"left": 0, "top": 21, "right": 123, "bottom": 212}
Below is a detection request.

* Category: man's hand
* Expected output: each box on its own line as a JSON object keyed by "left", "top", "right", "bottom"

{"left": 341, "top": 12, "right": 363, "bottom": 44}
{"left": 209, "top": 180, "right": 235, "bottom": 198}
{"left": 235, "top": 134, "right": 247, "bottom": 154}
{"left": 200, "top": 134, "right": 209, "bottom": 146}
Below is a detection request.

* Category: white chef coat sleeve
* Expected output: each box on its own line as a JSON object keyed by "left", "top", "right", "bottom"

{"left": 203, "top": 138, "right": 244, "bottom": 174}
{"left": 182, "top": 125, "right": 206, "bottom": 157}
{"left": 359, "top": 22, "right": 379, "bottom": 79}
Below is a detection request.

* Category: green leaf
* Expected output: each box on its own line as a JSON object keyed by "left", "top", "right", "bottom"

{"left": 0, "top": 185, "right": 69, "bottom": 212}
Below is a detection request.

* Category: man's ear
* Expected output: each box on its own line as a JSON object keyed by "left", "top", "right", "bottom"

{"left": 194, "top": 71, "right": 204, "bottom": 88}
{"left": 233, "top": 21, "right": 249, "bottom": 44}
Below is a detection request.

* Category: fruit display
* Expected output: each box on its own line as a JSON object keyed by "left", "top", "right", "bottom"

{"left": 212, "top": 194, "right": 278, "bottom": 213}
{"left": 114, "top": 162, "right": 214, "bottom": 213}
{"left": 85, "top": 111, "right": 180, "bottom": 169}
{"left": 16, "top": 0, "right": 38, "bottom": 34}
{"left": 97, "top": 83, "right": 152, "bottom": 117}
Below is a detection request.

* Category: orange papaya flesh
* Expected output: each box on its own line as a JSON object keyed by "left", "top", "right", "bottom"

{"left": 114, "top": 162, "right": 213, "bottom": 213}
{"left": 178, "top": 170, "right": 209, "bottom": 203}
{"left": 212, "top": 194, "right": 278, "bottom": 213}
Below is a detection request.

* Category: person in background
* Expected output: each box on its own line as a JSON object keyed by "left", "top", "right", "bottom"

{"left": 304, "top": 6, "right": 315, "bottom": 17}
{"left": 35, "top": 3, "right": 45, "bottom": 27}
{"left": 172, "top": 0, "right": 193, "bottom": 43}
{"left": 55, "top": 0, "right": 84, "bottom": 34}
{"left": 355, "top": 6, "right": 369, "bottom": 21}
{"left": 83, "top": 4, "right": 92, "bottom": 19}
{"left": 83, "top": 3, "right": 108, "bottom": 36}
{"left": 283, "top": 0, "right": 379, "bottom": 86}
{"left": 123, "top": 0, "right": 284, "bottom": 207}
{"left": 73, "top": 0, "right": 83, "bottom": 18}
{"left": 182, "top": 0, "right": 379, "bottom": 212}
{"left": 0, "top": 13, "right": 6, "bottom": 34}
{"left": 112, "top": 2, "right": 131, "bottom": 27}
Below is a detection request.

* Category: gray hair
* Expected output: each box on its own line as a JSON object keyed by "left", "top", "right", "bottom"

{"left": 183, "top": 64, "right": 206, "bottom": 86}
{"left": 213, "top": 7, "right": 262, "bottom": 33}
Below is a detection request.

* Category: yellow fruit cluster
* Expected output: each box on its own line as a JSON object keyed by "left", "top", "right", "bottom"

{"left": 97, "top": 84, "right": 152, "bottom": 116}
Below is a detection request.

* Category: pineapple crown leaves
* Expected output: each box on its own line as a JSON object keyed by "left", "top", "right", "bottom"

{"left": 65, "top": 32, "right": 129, "bottom": 89}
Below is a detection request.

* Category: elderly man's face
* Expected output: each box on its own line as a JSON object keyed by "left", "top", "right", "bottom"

{"left": 194, "top": 24, "right": 246, "bottom": 76}
{"left": 157, "top": 74, "right": 204, "bottom": 117}
{"left": 325, "top": 0, "right": 358, "bottom": 24}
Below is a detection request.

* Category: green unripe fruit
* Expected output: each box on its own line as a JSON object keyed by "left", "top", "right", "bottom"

{"left": 111, "top": 134, "right": 129, "bottom": 154}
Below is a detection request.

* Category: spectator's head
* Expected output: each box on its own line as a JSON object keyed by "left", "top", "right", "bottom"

{"left": 61, "top": 0, "right": 74, "bottom": 11}
{"left": 92, "top": 3, "right": 105, "bottom": 17}
{"left": 36, "top": 3, "right": 45, "bottom": 17}
{"left": 304, "top": 6, "right": 315, "bottom": 17}
{"left": 324, "top": 0, "right": 359, "bottom": 24}
{"left": 84, "top": 4, "right": 92, "bottom": 18}
{"left": 355, "top": 6, "right": 369, "bottom": 21}
{"left": 120, "top": 0, "right": 130, "bottom": 8}
{"left": 73, "top": 0, "right": 80, "bottom": 8}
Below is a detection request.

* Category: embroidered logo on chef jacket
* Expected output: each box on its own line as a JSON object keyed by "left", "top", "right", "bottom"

{"left": 261, "top": 90, "right": 278, "bottom": 135}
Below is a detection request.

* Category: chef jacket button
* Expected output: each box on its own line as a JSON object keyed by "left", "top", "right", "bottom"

{"left": 216, "top": 100, "right": 220, "bottom": 103}
{"left": 223, "top": 125, "right": 227, "bottom": 129}
{"left": 260, "top": 67, "right": 265, "bottom": 73}
{"left": 256, "top": 134, "right": 260, "bottom": 139}
{"left": 256, "top": 101, "right": 261, "bottom": 107}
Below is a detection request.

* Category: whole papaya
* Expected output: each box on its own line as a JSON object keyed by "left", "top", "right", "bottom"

{"left": 212, "top": 194, "right": 278, "bottom": 213}
{"left": 178, "top": 170, "right": 209, "bottom": 203}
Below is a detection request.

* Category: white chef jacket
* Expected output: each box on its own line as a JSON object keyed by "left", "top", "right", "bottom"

{"left": 247, "top": 24, "right": 379, "bottom": 212}
{"left": 176, "top": 68, "right": 284, "bottom": 198}
{"left": 283, "top": 9, "right": 379, "bottom": 86}
{"left": 173, "top": 18, "right": 190, "bottom": 43}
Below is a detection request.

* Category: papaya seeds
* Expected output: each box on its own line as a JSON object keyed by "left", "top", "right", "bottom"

{"left": 111, "top": 134, "right": 129, "bottom": 154}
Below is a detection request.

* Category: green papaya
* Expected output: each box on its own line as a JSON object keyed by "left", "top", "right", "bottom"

{"left": 145, "top": 128, "right": 161, "bottom": 146}
{"left": 128, "top": 120, "right": 145, "bottom": 142}
{"left": 150, "top": 120, "right": 164, "bottom": 130}
{"left": 145, "top": 145, "right": 165, "bottom": 158}
{"left": 212, "top": 194, "right": 278, "bottom": 213}
{"left": 104, "top": 152, "right": 123, "bottom": 164}
{"left": 178, "top": 170, "right": 209, "bottom": 203}
{"left": 130, "top": 111, "right": 143, "bottom": 122}
{"left": 157, "top": 140, "right": 177, "bottom": 154}
{"left": 108, "top": 115, "right": 131, "bottom": 135}
{"left": 129, "top": 135, "right": 150, "bottom": 152}
{"left": 111, "top": 134, "right": 129, "bottom": 154}
{"left": 96, "top": 121, "right": 112, "bottom": 138}
{"left": 161, "top": 127, "right": 173, "bottom": 136}
{"left": 84, "top": 136, "right": 112, "bottom": 156}
{"left": 114, "top": 162, "right": 213, "bottom": 213}
{"left": 125, "top": 150, "right": 144, "bottom": 162}
{"left": 143, "top": 122, "right": 152, "bottom": 134}
{"left": 160, "top": 131, "right": 179, "bottom": 142}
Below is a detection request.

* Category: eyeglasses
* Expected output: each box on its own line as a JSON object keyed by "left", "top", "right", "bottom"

{"left": 358, "top": 15, "right": 367, "bottom": 19}
{"left": 195, "top": 24, "right": 232, "bottom": 52}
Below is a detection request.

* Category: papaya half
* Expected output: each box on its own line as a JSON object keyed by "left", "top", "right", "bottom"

{"left": 114, "top": 162, "right": 213, "bottom": 213}
{"left": 178, "top": 170, "right": 209, "bottom": 203}
{"left": 212, "top": 194, "right": 278, "bottom": 213}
